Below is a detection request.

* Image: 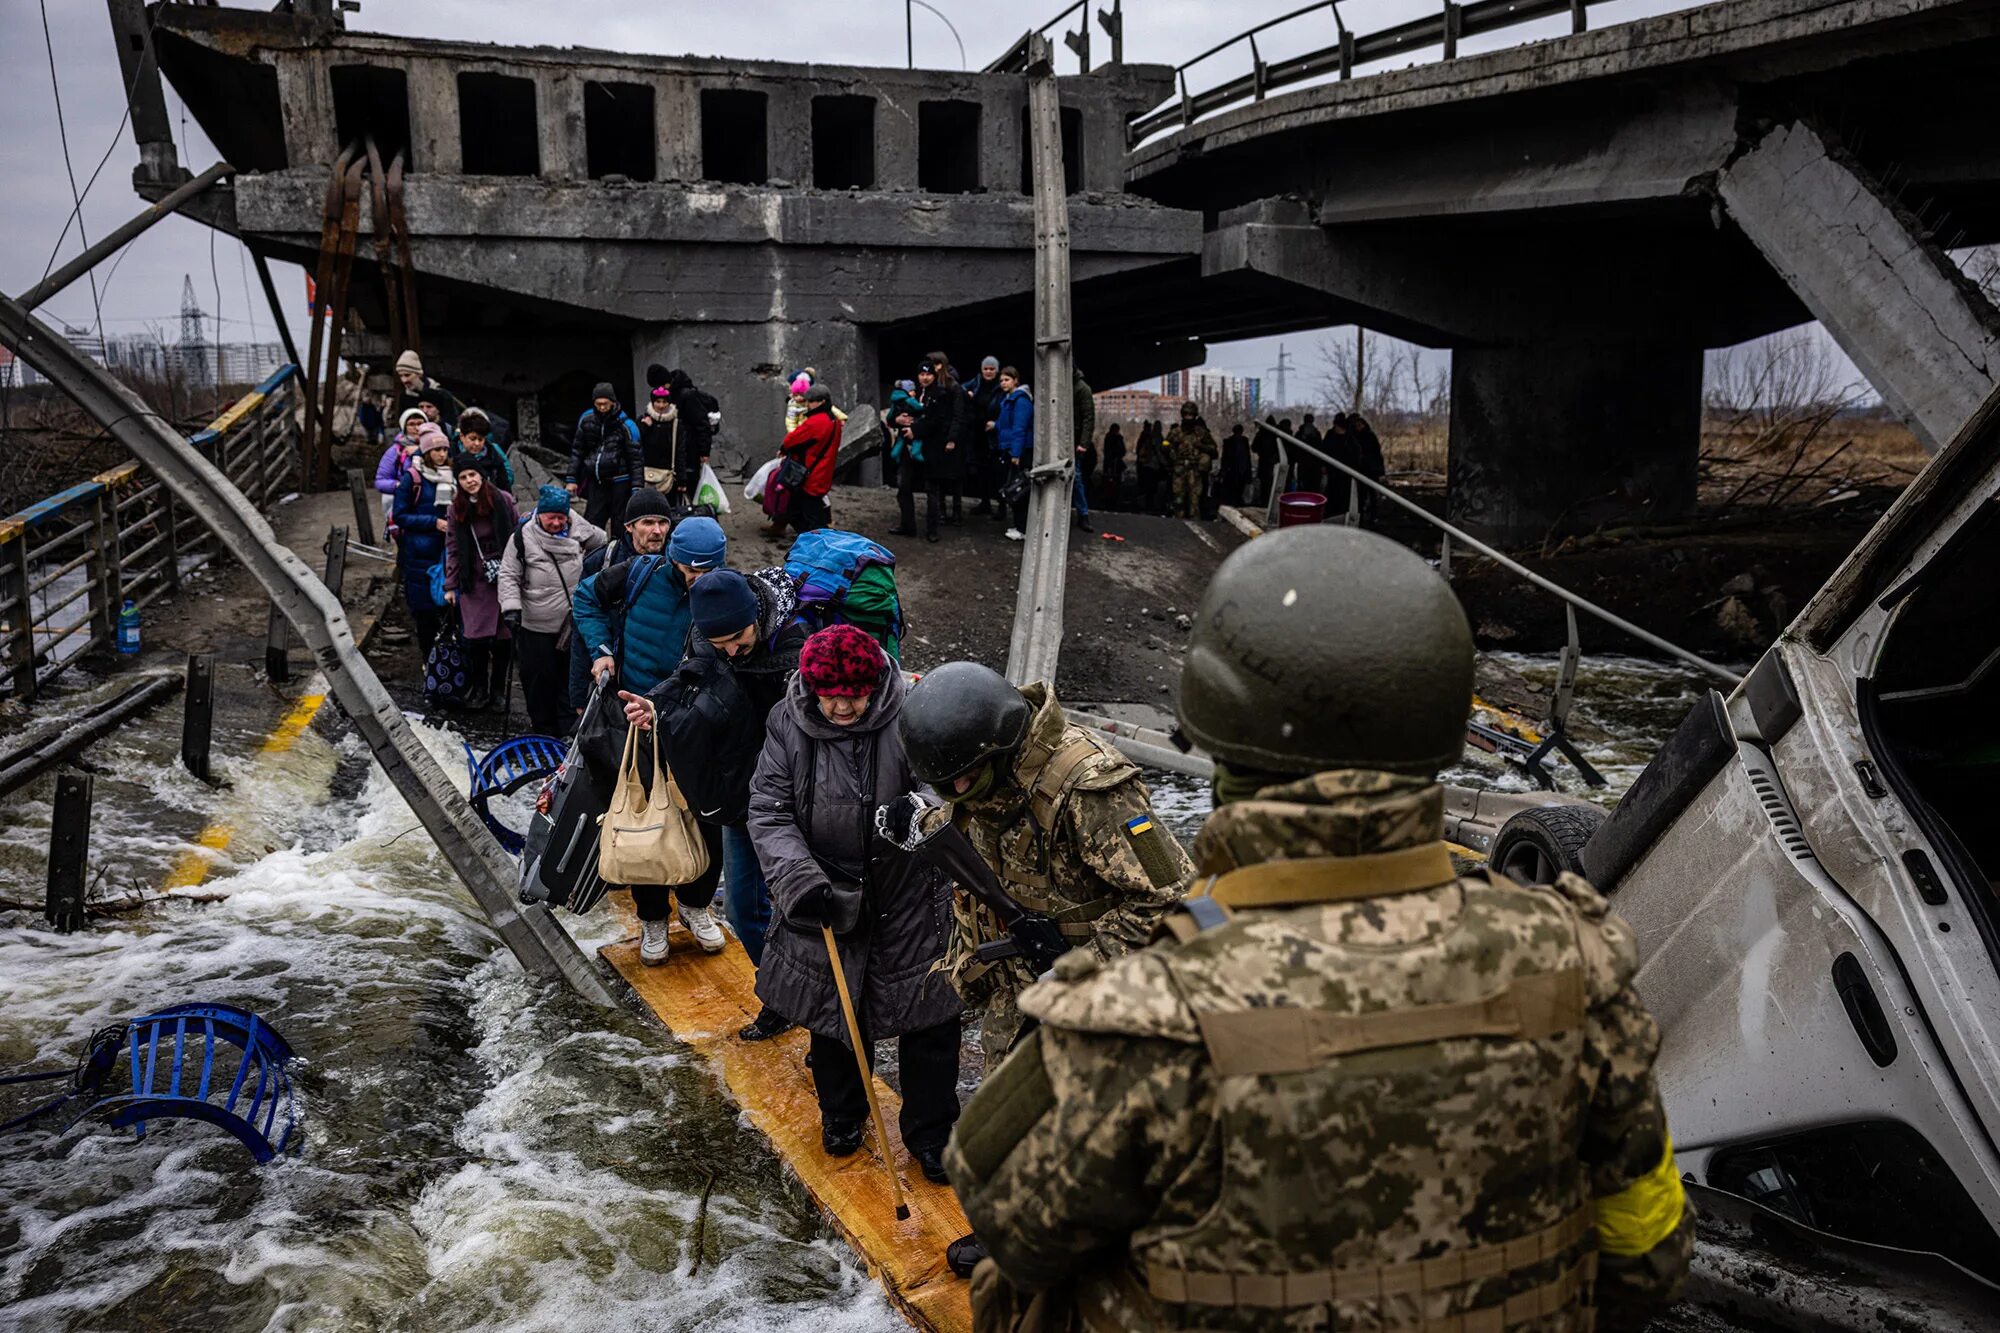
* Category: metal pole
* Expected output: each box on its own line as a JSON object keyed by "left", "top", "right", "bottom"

{"left": 322, "top": 525, "right": 349, "bottom": 606}
{"left": 348, "top": 472, "right": 377, "bottom": 546}
{"left": 14, "top": 163, "right": 234, "bottom": 312}
{"left": 182, "top": 652, "right": 214, "bottom": 784}
{"left": 265, "top": 602, "right": 291, "bottom": 683}
{"left": 907, "top": 0, "right": 914, "bottom": 67}
{"left": 1262, "top": 421, "right": 1742, "bottom": 685}
{"left": 251, "top": 250, "right": 303, "bottom": 372}
{"left": 1005, "top": 33, "right": 1077, "bottom": 688}
{"left": 45, "top": 773, "right": 92, "bottom": 933}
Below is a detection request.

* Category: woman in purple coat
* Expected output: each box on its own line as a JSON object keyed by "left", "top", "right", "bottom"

{"left": 443, "top": 452, "right": 518, "bottom": 711}
{"left": 374, "top": 407, "right": 427, "bottom": 538}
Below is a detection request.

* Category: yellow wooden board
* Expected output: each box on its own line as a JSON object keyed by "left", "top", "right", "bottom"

{"left": 602, "top": 900, "right": 973, "bottom": 1333}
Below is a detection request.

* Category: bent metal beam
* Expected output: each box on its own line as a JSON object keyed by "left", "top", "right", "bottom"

{"left": 0, "top": 293, "right": 617, "bottom": 1008}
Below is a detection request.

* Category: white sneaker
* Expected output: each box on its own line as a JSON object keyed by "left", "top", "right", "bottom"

{"left": 640, "top": 918, "right": 670, "bottom": 966}
{"left": 1004, "top": 528, "right": 1025, "bottom": 542}
{"left": 680, "top": 903, "right": 726, "bottom": 954}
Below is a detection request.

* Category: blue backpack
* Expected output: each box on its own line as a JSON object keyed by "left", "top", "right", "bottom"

{"left": 784, "top": 529, "right": 904, "bottom": 651}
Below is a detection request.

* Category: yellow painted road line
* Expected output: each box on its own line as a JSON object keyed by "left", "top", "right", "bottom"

{"left": 162, "top": 692, "right": 326, "bottom": 893}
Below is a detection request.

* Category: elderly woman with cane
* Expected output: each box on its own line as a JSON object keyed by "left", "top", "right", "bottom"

{"left": 747, "top": 625, "right": 961, "bottom": 1192}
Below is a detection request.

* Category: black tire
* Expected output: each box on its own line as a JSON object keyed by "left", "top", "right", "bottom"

{"left": 1490, "top": 804, "right": 1607, "bottom": 886}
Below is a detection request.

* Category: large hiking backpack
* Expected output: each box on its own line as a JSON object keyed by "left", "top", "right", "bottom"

{"left": 784, "top": 529, "right": 905, "bottom": 661}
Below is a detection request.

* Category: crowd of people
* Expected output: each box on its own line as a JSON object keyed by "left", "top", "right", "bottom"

{"left": 364, "top": 345, "right": 1690, "bottom": 1331}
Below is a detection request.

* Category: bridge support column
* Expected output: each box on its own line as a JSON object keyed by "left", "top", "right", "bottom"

{"left": 1719, "top": 120, "right": 2000, "bottom": 453}
{"left": 1447, "top": 338, "right": 1701, "bottom": 546}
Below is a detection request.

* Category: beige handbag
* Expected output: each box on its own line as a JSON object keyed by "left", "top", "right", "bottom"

{"left": 598, "top": 723, "right": 709, "bottom": 886}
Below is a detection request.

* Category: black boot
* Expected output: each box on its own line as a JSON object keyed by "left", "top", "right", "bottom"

{"left": 914, "top": 1145, "right": 949, "bottom": 1185}
{"left": 738, "top": 1006, "right": 796, "bottom": 1041}
{"left": 822, "top": 1120, "right": 865, "bottom": 1157}
{"left": 945, "top": 1233, "right": 989, "bottom": 1278}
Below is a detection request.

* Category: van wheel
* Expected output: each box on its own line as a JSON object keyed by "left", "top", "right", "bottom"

{"left": 1490, "top": 804, "right": 1607, "bottom": 886}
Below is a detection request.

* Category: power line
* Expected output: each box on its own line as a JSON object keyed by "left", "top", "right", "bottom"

{"left": 38, "top": 0, "right": 105, "bottom": 341}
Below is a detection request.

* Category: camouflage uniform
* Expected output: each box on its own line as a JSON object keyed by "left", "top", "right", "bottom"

{"left": 942, "top": 683, "right": 1194, "bottom": 1070}
{"left": 1166, "top": 419, "right": 1217, "bottom": 518}
{"left": 947, "top": 770, "right": 1693, "bottom": 1332}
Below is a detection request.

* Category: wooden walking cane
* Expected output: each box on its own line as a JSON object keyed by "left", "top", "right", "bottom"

{"left": 821, "top": 923, "right": 910, "bottom": 1220}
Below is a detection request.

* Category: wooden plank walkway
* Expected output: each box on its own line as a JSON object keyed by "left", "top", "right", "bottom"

{"left": 601, "top": 902, "right": 974, "bottom": 1333}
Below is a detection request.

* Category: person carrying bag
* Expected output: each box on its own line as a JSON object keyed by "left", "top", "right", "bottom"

{"left": 599, "top": 721, "right": 709, "bottom": 888}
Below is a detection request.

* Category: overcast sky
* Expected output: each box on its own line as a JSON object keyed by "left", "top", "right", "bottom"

{"left": 7, "top": 0, "right": 1858, "bottom": 403}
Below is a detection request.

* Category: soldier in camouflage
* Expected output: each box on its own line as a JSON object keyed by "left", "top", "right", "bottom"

{"left": 898, "top": 662, "right": 1194, "bottom": 1072}
{"left": 946, "top": 527, "right": 1693, "bottom": 1332}
{"left": 1166, "top": 401, "right": 1217, "bottom": 519}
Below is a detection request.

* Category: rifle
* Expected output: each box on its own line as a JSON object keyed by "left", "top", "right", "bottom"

{"left": 889, "top": 807, "right": 1070, "bottom": 974}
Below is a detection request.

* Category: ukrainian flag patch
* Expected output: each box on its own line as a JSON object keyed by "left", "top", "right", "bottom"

{"left": 1126, "top": 815, "right": 1154, "bottom": 836}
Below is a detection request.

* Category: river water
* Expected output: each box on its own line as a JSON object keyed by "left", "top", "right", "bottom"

{"left": 0, "top": 653, "right": 1713, "bottom": 1332}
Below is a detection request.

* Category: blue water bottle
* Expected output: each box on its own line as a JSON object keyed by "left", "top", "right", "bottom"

{"left": 116, "top": 599, "right": 141, "bottom": 655}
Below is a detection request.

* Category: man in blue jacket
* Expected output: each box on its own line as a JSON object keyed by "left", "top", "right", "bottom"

{"left": 572, "top": 509, "right": 729, "bottom": 963}
{"left": 567, "top": 381, "right": 643, "bottom": 543}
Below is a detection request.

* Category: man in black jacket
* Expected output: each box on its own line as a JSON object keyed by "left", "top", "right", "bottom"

{"left": 567, "top": 382, "right": 643, "bottom": 541}
{"left": 966, "top": 355, "right": 1006, "bottom": 517}
{"left": 624, "top": 565, "right": 806, "bottom": 1037}
{"left": 1252, "top": 416, "right": 1280, "bottom": 505}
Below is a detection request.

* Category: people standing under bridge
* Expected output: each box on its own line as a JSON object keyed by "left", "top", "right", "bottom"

{"left": 1351, "top": 412, "right": 1387, "bottom": 528}
{"left": 1167, "top": 401, "right": 1218, "bottom": 520}
{"left": 567, "top": 382, "right": 643, "bottom": 545}
{"left": 995, "top": 366, "right": 1033, "bottom": 540}
{"left": 566, "top": 488, "right": 670, "bottom": 716}
{"left": 749, "top": 625, "right": 962, "bottom": 1176}
{"left": 393, "top": 350, "right": 460, "bottom": 431}
{"left": 375, "top": 407, "right": 427, "bottom": 538}
{"left": 454, "top": 409, "right": 513, "bottom": 493}
{"left": 499, "top": 485, "right": 607, "bottom": 737}
{"left": 929, "top": 352, "right": 972, "bottom": 531}
{"left": 1100, "top": 422, "right": 1126, "bottom": 510}
{"left": 1072, "top": 367, "right": 1096, "bottom": 533}
{"left": 1252, "top": 415, "right": 1280, "bottom": 506}
{"left": 887, "top": 371, "right": 931, "bottom": 540}
{"left": 622, "top": 566, "right": 806, "bottom": 1039}
{"left": 1219, "top": 422, "right": 1252, "bottom": 508}
{"left": 443, "top": 455, "right": 517, "bottom": 713}
{"left": 1294, "top": 412, "right": 1325, "bottom": 497}
{"left": 1133, "top": 421, "right": 1160, "bottom": 515}
{"left": 947, "top": 526, "right": 1692, "bottom": 1332}
{"left": 967, "top": 355, "right": 1006, "bottom": 519}
{"left": 574, "top": 512, "right": 730, "bottom": 965}
{"left": 392, "top": 426, "right": 456, "bottom": 660}
{"left": 775, "top": 383, "right": 842, "bottom": 536}
{"left": 1322, "top": 412, "right": 1359, "bottom": 520}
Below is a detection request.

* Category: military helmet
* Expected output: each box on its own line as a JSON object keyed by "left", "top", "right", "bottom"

{"left": 1179, "top": 401, "right": 1199, "bottom": 419}
{"left": 901, "top": 661, "right": 1033, "bottom": 784}
{"left": 1177, "top": 526, "right": 1472, "bottom": 777}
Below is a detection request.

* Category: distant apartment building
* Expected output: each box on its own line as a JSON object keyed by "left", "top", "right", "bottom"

{"left": 1093, "top": 387, "right": 1181, "bottom": 422}
{"left": 0, "top": 330, "right": 286, "bottom": 389}
{"left": 1163, "top": 370, "right": 1262, "bottom": 415}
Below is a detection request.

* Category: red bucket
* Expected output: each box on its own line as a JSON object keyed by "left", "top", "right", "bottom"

{"left": 1277, "top": 491, "right": 1327, "bottom": 528}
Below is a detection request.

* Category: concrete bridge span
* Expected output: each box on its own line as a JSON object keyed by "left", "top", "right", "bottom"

{"left": 112, "top": 0, "right": 2000, "bottom": 538}
{"left": 1121, "top": 0, "right": 2000, "bottom": 538}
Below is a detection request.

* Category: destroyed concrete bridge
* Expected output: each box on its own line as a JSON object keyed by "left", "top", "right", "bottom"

{"left": 114, "top": 0, "right": 2000, "bottom": 541}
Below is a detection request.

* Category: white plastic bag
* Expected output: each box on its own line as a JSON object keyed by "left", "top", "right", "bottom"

{"left": 744, "top": 457, "right": 779, "bottom": 503}
{"left": 696, "top": 462, "right": 732, "bottom": 515}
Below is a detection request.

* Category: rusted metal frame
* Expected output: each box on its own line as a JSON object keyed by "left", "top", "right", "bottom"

{"left": 314, "top": 158, "right": 366, "bottom": 491}
{"left": 14, "top": 163, "right": 234, "bottom": 313}
{"left": 362, "top": 136, "right": 404, "bottom": 360}
{"left": 386, "top": 153, "right": 421, "bottom": 356}
{"left": 301, "top": 144, "right": 358, "bottom": 486}
{"left": 1442, "top": 1, "right": 1462, "bottom": 59}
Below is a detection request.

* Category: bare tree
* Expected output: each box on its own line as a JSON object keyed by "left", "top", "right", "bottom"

{"left": 1315, "top": 327, "right": 1399, "bottom": 418}
{"left": 1701, "top": 328, "right": 1889, "bottom": 509}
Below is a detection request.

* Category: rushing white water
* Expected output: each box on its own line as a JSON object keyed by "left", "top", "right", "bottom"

{"left": 0, "top": 706, "right": 902, "bottom": 1333}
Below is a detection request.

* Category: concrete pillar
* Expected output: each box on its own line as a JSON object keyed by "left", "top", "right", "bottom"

{"left": 631, "top": 321, "right": 879, "bottom": 480}
{"left": 1720, "top": 121, "right": 2000, "bottom": 453}
{"left": 276, "top": 55, "right": 336, "bottom": 168}
{"left": 1447, "top": 339, "right": 1701, "bottom": 545}
{"left": 408, "top": 61, "right": 460, "bottom": 175}
{"left": 658, "top": 77, "right": 701, "bottom": 182}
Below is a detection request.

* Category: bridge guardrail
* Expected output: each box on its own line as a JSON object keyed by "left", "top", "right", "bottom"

{"left": 1125, "top": 0, "right": 1627, "bottom": 147}
{"left": 0, "top": 365, "right": 301, "bottom": 700}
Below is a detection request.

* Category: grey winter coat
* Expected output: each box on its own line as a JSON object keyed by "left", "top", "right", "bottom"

{"left": 496, "top": 513, "right": 609, "bottom": 634}
{"left": 749, "top": 666, "right": 960, "bottom": 1048}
